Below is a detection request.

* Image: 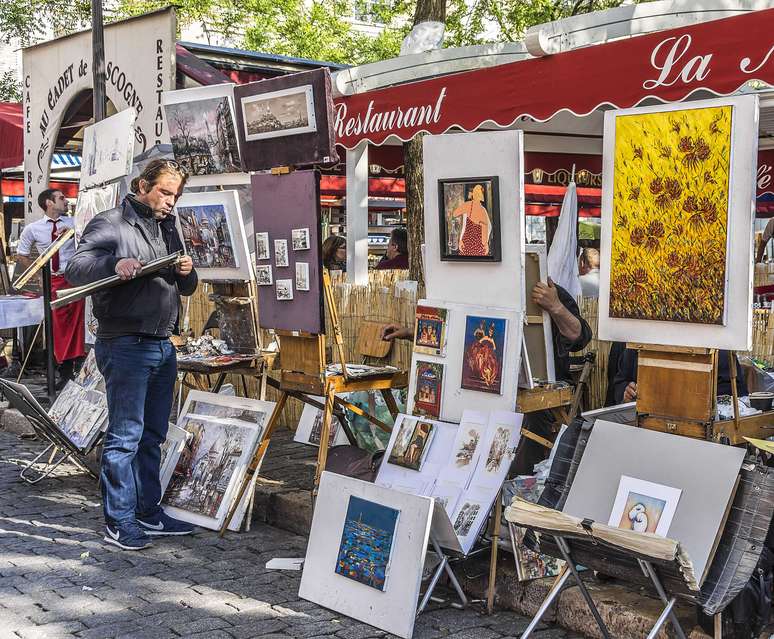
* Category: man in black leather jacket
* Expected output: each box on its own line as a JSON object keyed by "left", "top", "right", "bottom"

{"left": 66, "top": 159, "right": 198, "bottom": 550}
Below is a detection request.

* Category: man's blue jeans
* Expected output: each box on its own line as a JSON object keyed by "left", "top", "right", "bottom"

{"left": 95, "top": 336, "right": 176, "bottom": 525}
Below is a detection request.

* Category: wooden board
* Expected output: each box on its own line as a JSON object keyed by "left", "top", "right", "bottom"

{"left": 515, "top": 386, "right": 573, "bottom": 413}
{"left": 638, "top": 415, "right": 709, "bottom": 440}
{"left": 279, "top": 334, "right": 325, "bottom": 377}
{"left": 355, "top": 321, "right": 392, "bottom": 359}
{"left": 636, "top": 349, "right": 717, "bottom": 422}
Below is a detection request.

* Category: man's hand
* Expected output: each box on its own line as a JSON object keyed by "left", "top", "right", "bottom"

{"left": 623, "top": 382, "right": 638, "bottom": 403}
{"left": 176, "top": 255, "right": 193, "bottom": 276}
{"left": 115, "top": 258, "right": 143, "bottom": 281}
{"left": 381, "top": 324, "right": 413, "bottom": 341}
{"left": 532, "top": 278, "right": 563, "bottom": 314}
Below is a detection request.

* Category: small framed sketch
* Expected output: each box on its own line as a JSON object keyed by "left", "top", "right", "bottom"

{"left": 240, "top": 84, "right": 317, "bottom": 142}
{"left": 255, "top": 265, "right": 273, "bottom": 286}
{"left": 438, "top": 176, "right": 501, "bottom": 262}
{"left": 274, "top": 239, "right": 289, "bottom": 267}
{"left": 292, "top": 228, "right": 311, "bottom": 251}
{"left": 296, "top": 262, "right": 310, "bottom": 291}
{"left": 255, "top": 232, "right": 270, "bottom": 260}
{"left": 276, "top": 279, "right": 294, "bottom": 300}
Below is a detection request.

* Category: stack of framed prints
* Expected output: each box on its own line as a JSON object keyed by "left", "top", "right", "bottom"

{"left": 422, "top": 130, "right": 525, "bottom": 311}
{"left": 160, "top": 390, "right": 276, "bottom": 532}
{"left": 299, "top": 472, "right": 434, "bottom": 639}
{"left": 407, "top": 298, "right": 522, "bottom": 423}
{"left": 46, "top": 350, "right": 107, "bottom": 453}
{"left": 375, "top": 410, "right": 522, "bottom": 555}
{"left": 563, "top": 420, "right": 746, "bottom": 585}
{"left": 79, "top": 109, "right": 137, "bottom": 190}
{"left": 161, "top": 84, "right": 243, "bottom": 183}
{"left": 174, "top": 190, "right": 253, "bottom": 282}
{"left": 598, "top": 95, "right": 759, "bottom": 350}
{"left": 251, "top": 170, "right": 324, "bottom": 333}
{"left": 234, "top": 68, "right": 338, "bottom": 171}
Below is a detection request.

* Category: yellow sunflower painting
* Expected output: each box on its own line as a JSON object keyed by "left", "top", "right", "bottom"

{"left": 609, "top": 106, "right": 732, "bottom": 325}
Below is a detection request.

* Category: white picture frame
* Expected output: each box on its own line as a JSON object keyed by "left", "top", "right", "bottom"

{"left": 174, "top": 190, "right": 253, "bottom": 281}
{"left": 255, "top": 265, "right": 273, "bottom": 286}
{"left": 295, "top": 262, "right": 310, "bottom": 291}
{"left": 293, "top": 399, "right": 350, "bottom": 448}
{"left": 161, "top": 83, "right": 243, "bottom": 184}
{"left": 291, "top": 227, "right": 311, "bottom": 251}
{"left": 299, "top": 472, "right": 433, "bottom": 639}
{"left": 161, "top": 390, "right": 275, "bottom": 531}
{"left": 79, "top": 109, "right": 136, "bottom": 190}
{"left": 255, "top": 232, "right": 270, "bottom": 260}
{"left": 598, "top": 95, "right": 759, "bottom": 350}
{"left": 241, "top": 84, "right": 317, "bottom": 142}
{"left": 607, "top": 475, "right": 682, "bottom": 537}
{"left": 274, "top": 239, "right": 289, "bottom": 267}
{"left": 276, "top": 279, "right": 294, "bottom": 300}
{"left": 423, "top": 130, "right": 526, "bottom": 312}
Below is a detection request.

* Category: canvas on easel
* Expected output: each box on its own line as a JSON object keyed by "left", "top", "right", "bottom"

{"left": 598, "top": 95, "right": 759, "bottom": 350}
{"left": 524, "top": 244, "right": 555, "bottom": 382}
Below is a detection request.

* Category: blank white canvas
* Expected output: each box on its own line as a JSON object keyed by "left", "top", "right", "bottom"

{"left": 563, "top": 420, "right": 745, "bottom": 584}
{"left": 598, "top": 95, "right": 759, "bottom": 350}
{"left": 299, "top": 472, "right": 433, "bottom": 639}
{"left": 423, "top": 130, "right": 526, "bottom": 311}
{"left": 407, "top": 299, "right": 522, "bottom": 423}
{"left": 174, "top": 189, "right": 253, "bottom": 281}
{"left": 79, "top": 109, "right": 136, "bottom": 189}
{"left": 525, "top": 244, "right": 556, "bottom": 382}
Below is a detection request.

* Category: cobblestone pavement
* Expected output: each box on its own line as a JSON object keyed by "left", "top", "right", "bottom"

{"left": 0, "top": 431, "right": 571, "bottom": 639}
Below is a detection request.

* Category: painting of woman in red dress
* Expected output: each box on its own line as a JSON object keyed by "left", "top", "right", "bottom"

{"left": 438, "top": 177, "right": 501, "bottom": 262}
{"left": 461, "top": 315, "right": 507, "bottom": 394}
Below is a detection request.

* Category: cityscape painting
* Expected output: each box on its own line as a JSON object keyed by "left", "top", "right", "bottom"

{"left": 163, "top": 85, "right": 242, "bottom": 176}
{"left": 241, "top": 85, "right": 317, "bottom": 142}
{"left": 335, "top": 496, "right": 399, "bottom": 591}
{"left": 178, "top": 204, "right": 237, "bottom": 269}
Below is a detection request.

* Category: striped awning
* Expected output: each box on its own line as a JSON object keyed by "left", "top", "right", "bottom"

{"left": 51, "top": 153, "right": 81, "bottom": 168}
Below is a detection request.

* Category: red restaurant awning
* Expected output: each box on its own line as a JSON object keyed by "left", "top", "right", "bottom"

{"left": 0, "top": 102, "right": 23, "bottom": 170}
{"left": 333, "top": 9, "right": 774, "bottom": 149}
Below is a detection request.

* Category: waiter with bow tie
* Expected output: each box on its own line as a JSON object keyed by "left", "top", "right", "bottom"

{"left": 16, "top": 188, "right": 85, "bottom": 389}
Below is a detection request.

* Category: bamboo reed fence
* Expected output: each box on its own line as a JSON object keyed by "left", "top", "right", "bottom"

{"left": 184, "top": 276, "right": 774, "bottom": 422}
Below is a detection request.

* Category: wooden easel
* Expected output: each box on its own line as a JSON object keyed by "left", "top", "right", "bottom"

{"left": 486, "top": 352, "right": 597, "bottom": 614}
{"left": 219, "top": 269, "right": 407, "bottom": 535}
{"left": 629, "top": 342, "right": 774, "bottom": 444}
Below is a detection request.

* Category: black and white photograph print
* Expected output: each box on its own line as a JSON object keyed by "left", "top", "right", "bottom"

{"left": 241, "top": 85, "right": 317, "bottom": 142}
{"left": 292, "top": 227, "right": 311, "bottom": 251}
{"left": 453, "top": 502, "right": 482, "bottom": 537}
{"left": 255, "top": 265, "right": 273, "bottom": 286}
{"left": 255, "top": 232, "right": 270, "bottom": 260}
{"left": 274, "top": 239, "right": 289, "bottom": 268}
{"left": 276, "top": 279, "right": 294, "bottom": 301}
{"left": 295, "top": 262, "right": 310, "bottom": 291}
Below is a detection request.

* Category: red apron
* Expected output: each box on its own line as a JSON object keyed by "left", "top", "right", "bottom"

{"left": 50, "top": 274, "right": 86, "bottom": 364}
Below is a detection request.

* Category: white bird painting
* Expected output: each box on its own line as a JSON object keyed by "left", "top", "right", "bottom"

{"left": 628, "top": 503, "right": 649, "bottom": 533}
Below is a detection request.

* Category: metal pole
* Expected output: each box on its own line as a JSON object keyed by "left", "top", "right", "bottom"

{"left": 91, "top": 0, "right": 106, "bottom": 123}
{"left": 42, "top": 263, "right": 56, "bottom": 403}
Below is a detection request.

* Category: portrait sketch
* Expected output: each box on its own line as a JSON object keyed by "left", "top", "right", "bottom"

{"left": 255, "top": 232, "right": 270, "bottom": 260}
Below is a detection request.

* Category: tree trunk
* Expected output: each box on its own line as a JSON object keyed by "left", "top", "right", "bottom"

{"left": 405, "top": 135, "right": 425, "bottom": 288}
{"left": 404, "top": 0, "right": 446, "bottom": 289}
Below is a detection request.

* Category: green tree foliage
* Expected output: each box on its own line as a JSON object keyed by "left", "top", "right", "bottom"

{"left": 1, "top": 0, "right": 91, "bottom": 45}
{"left": 0, "top": 70, "right": 22, "bottom": 101}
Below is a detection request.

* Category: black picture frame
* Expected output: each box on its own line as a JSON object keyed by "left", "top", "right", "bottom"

{"left": 437, "top": 176, "right": 501, "bottom": 262}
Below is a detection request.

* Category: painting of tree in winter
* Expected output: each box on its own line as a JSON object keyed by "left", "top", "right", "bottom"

{"left": 165, "top": 96, "right": 241, "bottom": 175}
{"left": 609, "top": 105, "right": 732, "bottom": 324}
